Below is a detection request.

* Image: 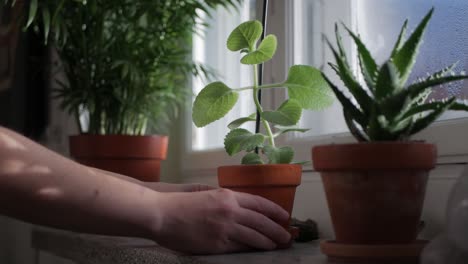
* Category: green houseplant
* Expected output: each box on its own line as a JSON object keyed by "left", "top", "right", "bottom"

{"left": 312, "top": 8, "right": 468, "bottom": 262}
{"left": 5, "top": 0, "right": 241, "bottom": 181}
{"left": 192, "top": 20, "right": 333, "bottom": 234}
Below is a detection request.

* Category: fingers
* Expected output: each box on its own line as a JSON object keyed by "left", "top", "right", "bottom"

{"left": 234, "top": 192, "right": 290, "bottom": 224}
{"left": 235, "top": 207, "right": 291, "bottom": 245}
{"left": 230, "top": 223, "right": 276, "bottom": 251}
{"left": 184, "top": 183, "right": 217, "bottom": 192}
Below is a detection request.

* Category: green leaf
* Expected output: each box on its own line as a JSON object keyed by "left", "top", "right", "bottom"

{"left": 42, "top": 8, "right": 51, "bottom": 44}
{"left": 326, "top": 40, "right": 371, "bottom": 114}
{"left": 375, "top": 61, "right": 401, "bottom": 99}
{"left": 262, "top": 99, "right": 302, "bottom": 126}
{"left": 284, "top": 65, "right": 333, "bottom": 110}
{"left": 342, "top": 23, "right": 378, "bottom": 92}
{"left": 241, "top": 153, "right": 264, "bottom": 165}
{"left": 263, "top": 145, "right": 294, "bottom": 164}
{"left": 322, "top": 73, "right": 367, "bottom": 128}
{"left": 392, "top": 8, "right": 434, "bottom": 86}
{"left": 273, "top": 126, "right": 309, "bottom": 137}
{"left": 227, "top": 20, "right": 262, "bottom": 51}
{"left": 241, "top": 34, "right": 277, "bottom": 64}
{"left": 25, "top": 0, "right": 38, "bottom": 29}
{"left": 227, "top": 113, "right": 256, "bottom": 129}
{"left": 406, "top": 75, "right": 468, "bottom": 99}
{"left": 224, "top": 128, "right": 265, "bottom": 156}
{"left": 409, "top": 97, "right": 455, "bottom": 135}
{"left": 343, "top": 110, "right": 368, "bottom": 142}
{"left": 390, "top": 19, "right": 408, "bottom": 58}
{"left": 192, "top": 82, "right": 239, "bottom": 127}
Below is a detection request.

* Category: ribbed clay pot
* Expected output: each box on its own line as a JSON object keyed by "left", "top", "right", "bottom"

{"left": 218, "top": 164, "right": 302, "bottom": 229}
{"left": 69, "top": 134, "right": 168, "bottom": 182}
{"left": 312, "top": 142, "right": 436, "bottom": 244}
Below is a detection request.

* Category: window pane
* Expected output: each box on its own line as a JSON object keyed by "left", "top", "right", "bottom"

{"left": 192, "top": 1, "right": 257, "bottom": 151}
{"left": 294, "top": 0, "right": 468, "bottom": 138}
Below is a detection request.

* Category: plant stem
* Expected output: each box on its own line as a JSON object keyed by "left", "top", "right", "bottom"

{"left": 253, "top": 64, "right": 275, "bottom": 147}
{"left": 235, "top": 82, "right": 285, "bottom": 92}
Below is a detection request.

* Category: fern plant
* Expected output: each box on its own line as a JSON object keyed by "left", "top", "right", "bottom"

{"left": 3, "top": 0, "right": 241, "bottom": 135}
{"left": 324, "top": 8, "right": 468, "bottom": 142}
{"left": 192, "top": 20, "right": 333, "bottom": 164}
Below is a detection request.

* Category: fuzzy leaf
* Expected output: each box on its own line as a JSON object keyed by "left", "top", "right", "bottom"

{"left": 392, "top": 8, "right": 434, "bottom": 86}
{"left": 263, "top": 145, "right": 294, "bottom": 164}
{"left": 241, "top": 153, "right": 264, "bottom": 165}
{"left": 284, "top": 65, "right": 333, "bottom": 110}
{"left": 227, "top": 113, "right": 256, "bottom": 129}
{"left": 241, "top": 35, "right": 277, "bottom": 64}
{"left": 227, "top": 20, "right": 262, "bottom": 51}
{"left": 375, "top": 61, "right": 401, "bottom": 99}
{"left": 192, "top": 82, "right": 238, "bottom": 127}
{"left": 342, "top": 23, "right": 378, "bottom": 92}
{"left": 273, "top": 126, "right": 309, "bottom": 137}
{"left": 224, "top": 128, "right": 265, "bottom": 156}
{"left": 326, "top": 40, "right": 371, "bottom": 114}
{"left": 262, "top": 100, "right": 302, "bottom": 126}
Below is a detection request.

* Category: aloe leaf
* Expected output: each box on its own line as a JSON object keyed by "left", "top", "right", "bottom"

{"left": 240, "top": 35, "right": 277, "bottom": 65}
{"left": 390, "top": 19, "right": 408, "bottom": 57}
{"left": 291, "top": 160, "right": 309, "bottom": 165}
{"left": 224, "top": 128, "right": 265, "bottom": 156}
{"left": 375, "top": 61, "right": 401, "bottom": 99}
{"left": 322, "top": 73, "right": 367, "bottom": 128}
{"left": 241, "top": 153, "right": 264, "bottom": 165}
{"left": 273, "top": 126, "right": 309, "bottom": 137}
{"left": 342, "top": 23, "right": 378, "bottom": 92}
{"left": 392, "top": 8, "right": 434, "bottom": 86}
{"left": 343, "top": 110, "right": 368, "bottom": 142}
{"left": 334, "top": 24, "right": 348, "bottom": 65}
{"left": 262, "top": 99, "right": 302, "bottom": 126}
{"left": 409, "top": 97, "right": 455, "bottom": 135}
{"left": 42, "top": 8, "right": 51, "bottom": 44}
{"left": 25, "top": 0, "right": 38, "bottom": 29}
{"left": 449, "top": 101, "right": 468, "bottom": 111}
{"left": 326, "top": 40, "right": 371, "bottom": 114}
{"left": 227, "top": 113, "right": 256, "bottom": 129}
{"left": 407, "top": 75, "right": 468, "bottom": 98}
{"left": 400, "top": 101, "right": 447, "bottom": 120}
{"left": 192, "top": 82, "right": 239, "bottom": 127}
{"left": 284, "top": 65, "right": 333, "bottom": 110}
{"left": 263, "top": 145, "right": 294, "bottom": 164}
{"left": 227, "top": 20, "right": 262, "bottom": 51}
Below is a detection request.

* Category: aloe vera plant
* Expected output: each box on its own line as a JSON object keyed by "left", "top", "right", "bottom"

{"left": 192, "top": 20, "right": 333, "bottom": 164}
{"left": 325, "top": 8, "right": 468, "bottom": 141}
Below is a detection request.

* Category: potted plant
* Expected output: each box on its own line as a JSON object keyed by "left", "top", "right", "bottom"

{"left": 7, "top": 0, "right": 240, "bottom": 181}
{"left": 313, "top": 8, "right": 468, "bottom": 262}
{"left": 192, "top": 20, "right": 333, "bottom": 233}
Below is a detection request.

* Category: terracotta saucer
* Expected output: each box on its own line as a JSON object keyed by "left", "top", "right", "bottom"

{"left": 320, "top": 240, "right": 428, "bottom": 264}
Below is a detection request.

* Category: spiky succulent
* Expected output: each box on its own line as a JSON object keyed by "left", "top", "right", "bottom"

{"left": 324, "top": 8, "right": 468, "bottom": 141}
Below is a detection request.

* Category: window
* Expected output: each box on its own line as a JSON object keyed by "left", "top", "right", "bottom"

{"left": 287, "top": 0, "right": 468, "bottom": 164}
{"left": 191, "top": 1, "right": 257, "bottom": 151}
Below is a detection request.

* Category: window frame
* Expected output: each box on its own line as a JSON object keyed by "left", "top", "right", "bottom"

{"left": 182, "top": 0, "right": 468, "bottom": 178}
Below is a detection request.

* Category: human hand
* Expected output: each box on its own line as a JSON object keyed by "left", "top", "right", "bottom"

{"left": 149, "top": 188, "right": 291, "bottom": 254}
{"left": 143, "top": 182, "right": 216, "bottom": 193}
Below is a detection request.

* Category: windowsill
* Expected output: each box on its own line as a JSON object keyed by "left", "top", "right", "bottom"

{"left": 32, "top": 228, "right": 325, "bottom": 264}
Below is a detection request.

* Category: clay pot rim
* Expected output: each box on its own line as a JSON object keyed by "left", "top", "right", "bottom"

{"left": 312, "top": 141, "right": 437, "bottom": 171}
{"left": 69, "top": 134, "right": 168, "bottom": 159}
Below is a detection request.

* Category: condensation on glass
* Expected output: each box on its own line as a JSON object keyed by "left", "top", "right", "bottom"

{"left": 295, "top": 0, "right": 468, "bottom": 138}
{"left": 191, "top": 1, "right": 257, "bottom": 151}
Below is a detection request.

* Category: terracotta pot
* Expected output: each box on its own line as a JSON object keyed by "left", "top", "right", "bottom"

{"left": 312, "top": 142, "right": 436, "bottom": 244}
{"left": 218, "top": 164, "right": 302, "bottom": 229}
{"left": 69, "top": 134, "right": 168, "bottom": 182}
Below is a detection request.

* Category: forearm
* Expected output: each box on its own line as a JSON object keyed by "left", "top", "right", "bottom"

{"left": 0, "top": 127, "right": 159, "bottom": 238}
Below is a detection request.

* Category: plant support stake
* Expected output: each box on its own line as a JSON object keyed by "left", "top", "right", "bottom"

{"left": 255, "top": 0, "right": 269, "bottom": 154}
